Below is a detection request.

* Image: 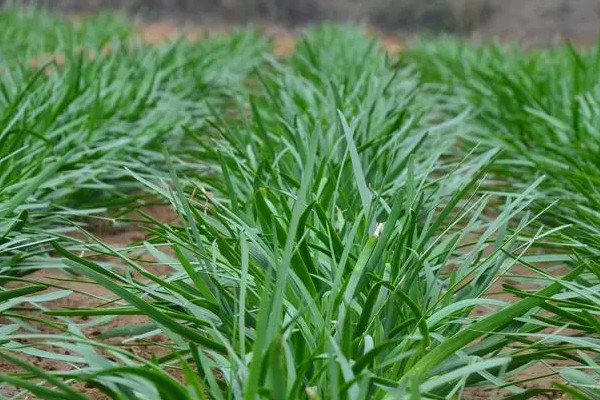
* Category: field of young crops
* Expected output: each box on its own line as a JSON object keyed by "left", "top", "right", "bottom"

{"left": 1, "top": 5, "right": 600, "bottom": 400}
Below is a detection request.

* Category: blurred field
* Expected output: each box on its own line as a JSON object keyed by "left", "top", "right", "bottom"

{"left": 5, "top": 0, "right": 600, "bottom": 43}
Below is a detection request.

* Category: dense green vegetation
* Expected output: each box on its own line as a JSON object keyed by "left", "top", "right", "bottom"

{"left": 0, "top": 5, "right": 267, "bottom": 275}
{"left": 410, "top": 39, "right": 600, "bottom": 260}
{"left": 1, "top": 6, "right": 600, "bottom": 400}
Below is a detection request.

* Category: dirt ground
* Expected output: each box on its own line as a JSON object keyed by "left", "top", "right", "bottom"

{"left": 135, "top": 20, "right": 403, "bottom": 56}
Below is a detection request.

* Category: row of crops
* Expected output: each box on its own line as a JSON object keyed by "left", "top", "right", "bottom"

{"left": 1, "top": 5, "right": 600, "bottom": 400}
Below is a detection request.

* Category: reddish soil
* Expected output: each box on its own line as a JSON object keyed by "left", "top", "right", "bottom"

{"left": 137, "top": 20, "right": 402, "bottom": 57}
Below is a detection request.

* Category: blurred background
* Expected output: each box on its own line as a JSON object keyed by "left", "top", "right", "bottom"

{"left": 2, "top": 0, "right": 600, "bottom": 44}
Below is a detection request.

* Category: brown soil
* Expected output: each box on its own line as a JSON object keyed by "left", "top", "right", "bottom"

{"left": 136, "top": 20, "right": 403, "bottom": 57}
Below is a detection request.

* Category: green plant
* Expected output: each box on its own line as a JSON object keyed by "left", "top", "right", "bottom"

{"left": 0, "top": 8, "right": 267, "bottom": 275}
{"left": 0, "top": 26, "right": 596, "bottom": 400}
{"left": 0, "top": 4, "right": 131, "bottom": 65}
{"left": 2, "top": 13, "right": 600, "bottom": 400}
{"left": 408, "top": 38, "right": 600, "bottom": 261}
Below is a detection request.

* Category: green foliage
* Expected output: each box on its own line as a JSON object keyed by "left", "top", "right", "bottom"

{"left": 0, "top": 8, "right": 267, "bottom": 272}
{"left": 0, "top": 5, "right": 131, "bottom": 64}
{"left": 409, "top": 38, "right": 600, "bottom": 259}
{"left": 1, "top": 9, "right": 600, "bottom": 400}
